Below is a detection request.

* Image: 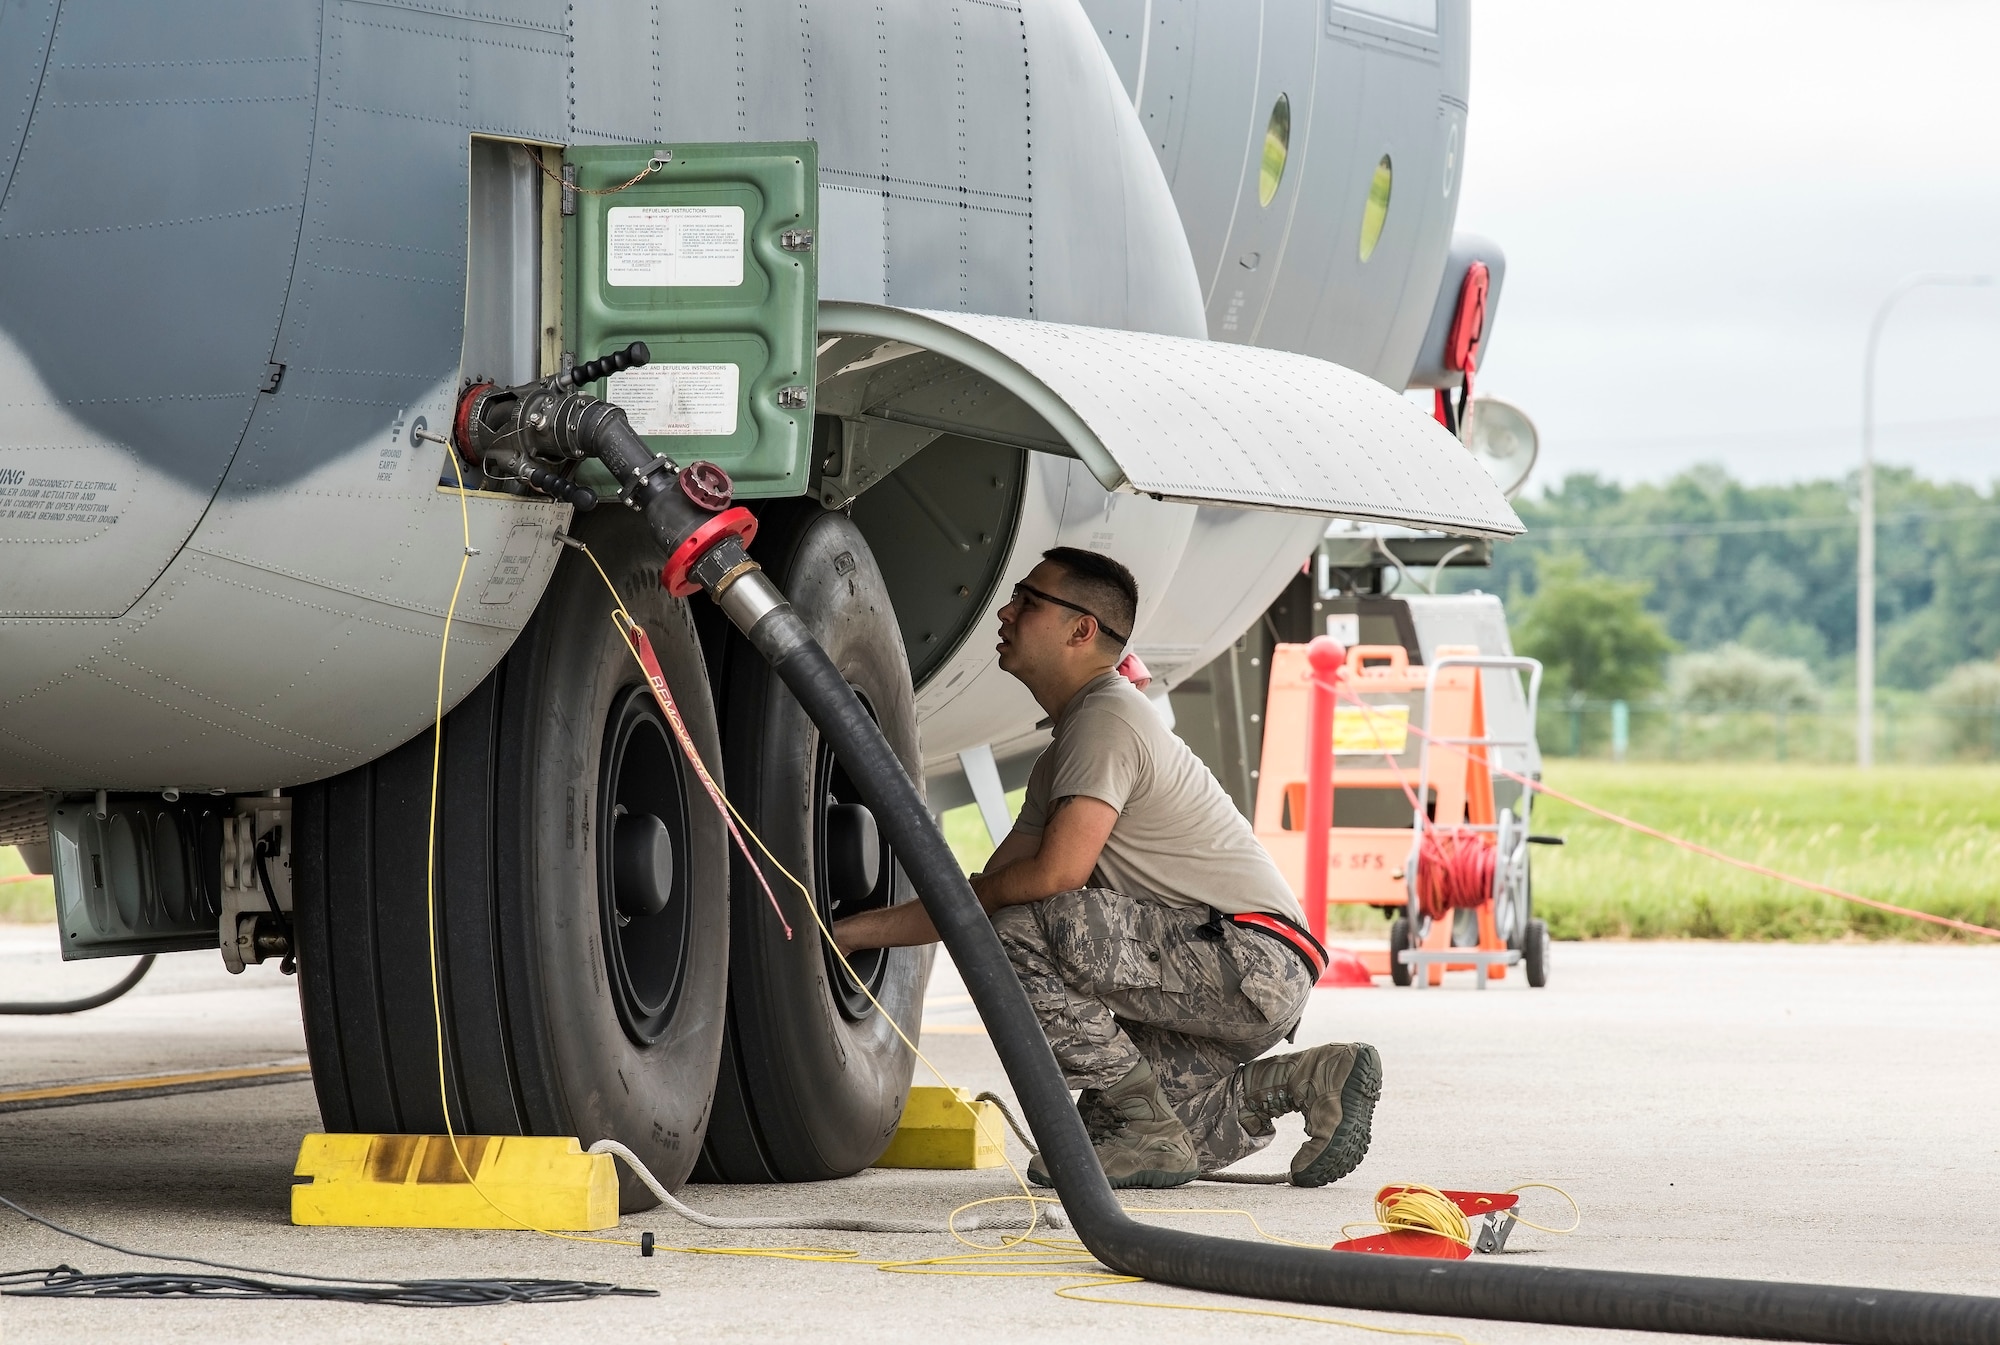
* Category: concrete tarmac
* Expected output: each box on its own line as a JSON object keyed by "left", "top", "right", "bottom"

{"left": 2, "top": 925, "right": 1997, "bottom": 1344}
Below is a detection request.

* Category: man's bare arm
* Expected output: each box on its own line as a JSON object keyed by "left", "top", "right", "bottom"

{"left": 980, "top": 825, "right": 1041, "bottom": 877}
{"left": 830, "top": 796, "right": 1117, "bottom": 954}
{"left": 973, "top": 795, "right": 1115, "bottom": 909}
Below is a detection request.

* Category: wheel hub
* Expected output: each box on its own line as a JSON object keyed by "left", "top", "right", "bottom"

{"left": 599, "top": 685, "right": 694, "bottom": 1045}
{"left": 813, "top": 739, "right": 895, "bottom": 1020}
{"left": 613, "top": 811, "right": 676, "bottom": 920}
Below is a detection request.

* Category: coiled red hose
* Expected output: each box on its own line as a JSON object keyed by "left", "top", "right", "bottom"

{"left": 1416, "top": 830, "right": 1497, "bottom": 921}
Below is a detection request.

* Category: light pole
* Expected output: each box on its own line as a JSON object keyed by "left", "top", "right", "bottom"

{"left": 1857, "top": 272, "right": 1993, "bottom": 767}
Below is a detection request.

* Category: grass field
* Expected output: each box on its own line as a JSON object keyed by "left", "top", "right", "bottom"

{"left": 940, "top": 763, "right": 2000, "bottom": 943}
{"left": 0, "top": 843, "right": 50, "bottom": 923}
{"left": 1524, "top": 762, "right": 2000, "bottom": 941}
{"left": 10, "top": 762, "right": 1998, "bottom": 941}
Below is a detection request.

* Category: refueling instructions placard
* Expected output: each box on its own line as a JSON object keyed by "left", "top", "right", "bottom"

{"left": 605, "top": 206, "right": 744, "bottom": 287}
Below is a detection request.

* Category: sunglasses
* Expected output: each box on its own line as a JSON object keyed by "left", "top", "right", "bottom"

{"left": 1008, "top": 581, "right": 1128, "bottom": 645}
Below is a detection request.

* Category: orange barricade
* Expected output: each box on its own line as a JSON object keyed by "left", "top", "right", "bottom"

{"left": 1254, "top": 643, "right": 1512, "bottom": 985}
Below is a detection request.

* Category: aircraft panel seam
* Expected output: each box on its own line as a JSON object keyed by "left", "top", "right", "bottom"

{"left": 184, "top": 544, "right": 526, "bottom": 631}
{"left": 329, "top": 99, "right": 558, "bottom": 138}
{"left": 1201, "top": 0, "right": 1265, "bottom": 307}
{"left": 180, "top": 560, "right": 486, "bottom": 643}
{"left": 0, "top": 0, "right": 58, "bottom": 216}
{"left": 329, "top": 13, "right": 564, "bottom": 57}
{"left": 338, "top": 0, "right": 564, "bottom": 38}
{"left": 69, "top": 662, "right": 347, "bottom": 766}
{"left": 1019, "top": 4, "right": 1034, "bottom": 317}
{"left": 53, "top": 56, "right": 313, "bottom": 71}
{"left": 315, "top": 234, "right": 460, "bottom": 258}
{"left": 822, "top": 166, "right": 1031, "bottom": 204}
{"left": 308, "top": 261, "right": 459, "bottom": 288}
{"left": 0, "top": 202, "right": 296, "bottom": 242}
{"left": 954, "top": 4, "right": 968, "bottom": 308}
{"left": 822, "top": 183, "right": 1030, "bottom": 220}
{"left": 94, "top": 651, "right": 355, "bottom": 754}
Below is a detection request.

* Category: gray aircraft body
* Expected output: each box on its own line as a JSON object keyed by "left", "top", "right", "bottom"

{"left": 0, "top": 0, "right": 1515, "bottom": 1193}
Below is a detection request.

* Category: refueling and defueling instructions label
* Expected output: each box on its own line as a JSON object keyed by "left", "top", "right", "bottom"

{"left": 605, "top": 206, "right": 745, "bottom": 287}
{"left": 607, "top": 364, "right": 740, "bottom": 437}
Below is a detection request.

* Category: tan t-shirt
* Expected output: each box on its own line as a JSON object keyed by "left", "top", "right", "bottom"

{"left": 1014, "top": 671, "right": 1306, "bottom": 924}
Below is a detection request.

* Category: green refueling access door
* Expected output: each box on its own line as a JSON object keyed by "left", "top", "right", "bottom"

{"left": 565, "top": 142, "right": 817, "bottom": 498}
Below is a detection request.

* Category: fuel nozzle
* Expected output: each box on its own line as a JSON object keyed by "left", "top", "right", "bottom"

{"left": 451, "top": 343, "right": 658, "bottom": 510}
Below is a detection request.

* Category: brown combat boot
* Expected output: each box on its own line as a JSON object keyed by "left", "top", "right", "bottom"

{"left": 1027, "top": 1087, "right": 1118, "bottom": 1187}
{"left": 1238, "top": 1042, "right": 1381, "bottom": 1187}
{"left": 1032, "top": 1059, "right": 1198, "bottom": 1189}
{"left": 1090, "top": 1058, "right": 1199, "bottom": 1188}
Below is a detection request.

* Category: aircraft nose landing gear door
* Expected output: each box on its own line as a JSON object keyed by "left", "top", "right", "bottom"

{"left": 564, "top": 142, "right": 818, "bottom": 502}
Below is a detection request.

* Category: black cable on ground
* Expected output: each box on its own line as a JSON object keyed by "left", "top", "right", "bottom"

{"left": 0, "top": 956, "right": 153, "bottom": 1016}
{"left": 0, "top": 1195, "right": 652, "bottom": 1308}
{"left": 726, "top": 587, "right": 2000, "bottom": 1345}
{"left": 0, "top": 1266, "right": 648, "bottom": 1307}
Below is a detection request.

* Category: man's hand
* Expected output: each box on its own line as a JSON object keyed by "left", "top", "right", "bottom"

{"left": 830, "top": 795, "right": 1118, "bottom": 954}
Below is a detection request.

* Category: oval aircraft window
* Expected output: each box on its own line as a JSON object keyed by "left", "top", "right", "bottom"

{"left": 1258, "top": 94, "right": 1291, "bottom": 207}
{"left": 1358, "top": 154, "right": 1393, "bottom": 261}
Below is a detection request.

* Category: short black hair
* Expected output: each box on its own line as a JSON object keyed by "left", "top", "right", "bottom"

{"left": 1040, "top": 546, "right": 1139, "bottom": 650}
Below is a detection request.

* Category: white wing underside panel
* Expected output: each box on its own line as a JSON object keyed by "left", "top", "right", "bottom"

{"left": 818, "top": 302, "right": 1522, "bottom": 536}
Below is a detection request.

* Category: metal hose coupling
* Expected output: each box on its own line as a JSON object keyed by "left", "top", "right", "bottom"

{"left": 452, "top": 344, "right": 763, "bottom": 593}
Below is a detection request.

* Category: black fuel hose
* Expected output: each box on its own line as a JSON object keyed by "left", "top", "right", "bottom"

{"left": 534, "top": 381, "right": 2000, "bottom": 1343}
{"left": 0, "top": 955, "right": 154, "bottom": 1015}
{"left": 716, "top": 578, "right": 2000, "bottom": 1345}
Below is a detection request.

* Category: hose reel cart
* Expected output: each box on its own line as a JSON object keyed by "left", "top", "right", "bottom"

{"left": 1253, "top": 643, "right": 1551, "bottom": 988}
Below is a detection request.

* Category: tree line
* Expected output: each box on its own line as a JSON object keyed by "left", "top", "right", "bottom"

{"left": 1447, "top": 465, "right": 2000, "bottom": 697}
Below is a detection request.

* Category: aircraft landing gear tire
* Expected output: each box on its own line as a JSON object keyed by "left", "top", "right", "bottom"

{"left": 695, "top": 502, "right": 931, "bottom": 1183}
{"left": 293, "top": 511, "right": 731, "bottom": 1210}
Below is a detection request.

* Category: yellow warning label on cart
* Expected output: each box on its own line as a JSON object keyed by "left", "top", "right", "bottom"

{"left": 1334, "top": 704, "right": 1410, "bottom": 755}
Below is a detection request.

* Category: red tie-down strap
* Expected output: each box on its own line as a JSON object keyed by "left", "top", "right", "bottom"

{"left": 616, "top": 612, "right": 791, "bottom": 939}
{"left": 1228, "top": 911, "right": 1329, "bottom": 978}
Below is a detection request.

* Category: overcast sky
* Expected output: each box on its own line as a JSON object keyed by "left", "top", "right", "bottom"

{"left": 1456, "top": 0, "right": 2000, "bottom": 490}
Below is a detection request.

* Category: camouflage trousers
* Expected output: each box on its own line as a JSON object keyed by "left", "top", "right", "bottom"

{"left": 990, "top": 888, "right": 1315, "bottom": 1173}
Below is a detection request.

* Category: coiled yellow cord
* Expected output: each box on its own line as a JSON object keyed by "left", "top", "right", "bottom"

{"left": 1340, "top": 1183, "right": 1581, "bottom": 1247}
{"left": 1343, "top": 1186, "right": 1473, "bottom": 1248}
